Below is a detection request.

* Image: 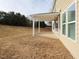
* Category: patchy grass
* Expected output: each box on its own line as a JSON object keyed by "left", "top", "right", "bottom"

{"left": 0, "top": 25, "right": 74, "bottom": 59}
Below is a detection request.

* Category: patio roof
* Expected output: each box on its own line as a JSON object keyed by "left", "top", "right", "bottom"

{"left": 29, "top": 12, "right": 60, "bottom": 21}
{"left": 27, "top": 12, "right": 60, "bottom": 36}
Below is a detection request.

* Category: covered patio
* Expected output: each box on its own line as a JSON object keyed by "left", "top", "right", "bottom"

{"left": 28, "top": 12, "right": 60, "bottom": 36}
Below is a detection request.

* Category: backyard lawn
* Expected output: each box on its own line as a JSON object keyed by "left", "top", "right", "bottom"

{"left": 0, "top": 25, "right": 74, "bottom": 59}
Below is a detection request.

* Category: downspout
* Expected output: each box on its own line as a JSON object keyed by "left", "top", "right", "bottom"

{"left": 52, "top": 0, "right": 56, "bottom": 11}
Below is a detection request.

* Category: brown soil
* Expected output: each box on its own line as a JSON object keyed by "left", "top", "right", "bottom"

{"left": 0, "top": 25, "right": 74, "bottom": 59}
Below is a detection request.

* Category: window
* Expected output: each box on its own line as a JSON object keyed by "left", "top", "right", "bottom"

{"left": 68, "top": 4, "right": 75, "bottom": 22}
{"left": 62, "top": 12, "right": 66, "bottom": 35}
{"left": 68, "top": 23, "right": 75, "bottom": 39}
{"left": 62, "top": 24, "right": 66, "bottom": 35}
{"left": 62, "top": 13, "right": 66, "bottom": 23}
{"left": 68, "top": 4, "right": 75, "bottom": 40}
{"left": 61, "top": 3, "right": 76, "bottom": 40}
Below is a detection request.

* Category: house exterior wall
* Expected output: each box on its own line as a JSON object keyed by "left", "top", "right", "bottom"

{"left": 53, "top": 0, "right": 74, "bottom": 12}
{"left": 77, "top": 0, "right": 79, "bottom": 43}
{"left": 53, "top": 0, "right": 77, "bottom": 41}
{"left": 52, "top": 0, "right": 79, "bottom": 59}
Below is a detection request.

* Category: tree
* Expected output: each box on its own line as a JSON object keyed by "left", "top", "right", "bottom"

{"left": 0, "top": 11, "right": 46, "bottom": 28}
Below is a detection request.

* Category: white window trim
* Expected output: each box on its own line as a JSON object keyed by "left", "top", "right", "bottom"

{"left": 60, "top": 0, "right": 78, "bottom": 43}
{"left": 75, "top": 0, "right": 78, "bottom": 43}
{"left": 68, "top": 21, "right": 76, "bottom": 24}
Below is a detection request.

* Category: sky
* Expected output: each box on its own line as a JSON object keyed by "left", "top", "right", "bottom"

{"left": 0, "top": 0, "right": 53, "bottom": 16}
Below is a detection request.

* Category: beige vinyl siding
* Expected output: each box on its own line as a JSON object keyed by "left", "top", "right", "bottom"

{"left": 77, "top": 1, "right": 79, "bottom": 43}
{"left": 53, "top": 0, "right": 74, "bottom": 12}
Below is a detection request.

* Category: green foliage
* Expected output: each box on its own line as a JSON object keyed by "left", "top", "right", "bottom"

{"left": 34, "top": 21, "right": 46, "bottom": 28}
{"left": 0, "top": 11, "right": 31, "bottom": 27}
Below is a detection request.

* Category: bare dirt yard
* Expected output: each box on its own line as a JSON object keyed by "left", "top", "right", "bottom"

{"left": 0, "top": 25, "right": 74, "bottom": 59}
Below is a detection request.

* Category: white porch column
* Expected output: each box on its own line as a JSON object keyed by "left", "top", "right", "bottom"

{"left": 38, "top": 21, "right": 40, "bottom": 33}
{"left": 52, "top": 21, "right": 54, "bottom": 32}
{"left": 33, "top": 20, "right": 35, "bottom": 36}
{"left": 58, "top": 16, "right": 60, "bottom": 32}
